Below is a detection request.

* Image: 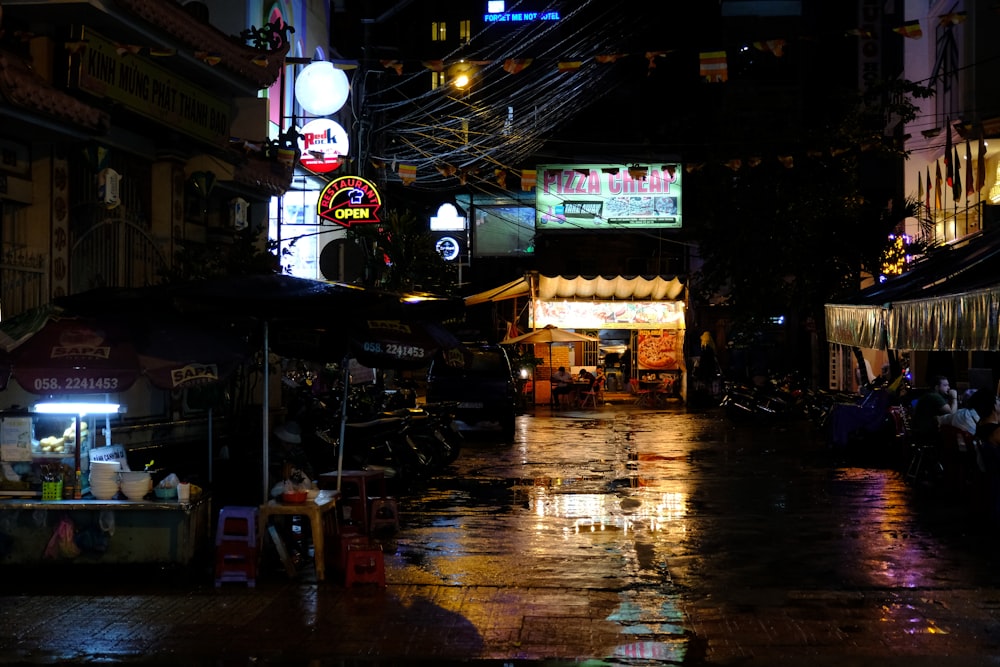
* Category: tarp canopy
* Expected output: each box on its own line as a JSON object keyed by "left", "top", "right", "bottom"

{"left": 824, "top": 228, "right": 1000, "bottom": 350}
{"left": 466, "top": 274, "right": 685, "bottom": 306}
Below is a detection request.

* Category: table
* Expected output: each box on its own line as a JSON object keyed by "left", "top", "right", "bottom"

{"left": 0, "top": 495, "right": 212, "bottom": 564}
{"left": 638, "top": 382, "right": 666, "bottom": 407}
{"left": 318, "top": 469, "right": 387, "bottom": 533}
{"left": 258, "top": 489, "right": 340, "bottom": 581}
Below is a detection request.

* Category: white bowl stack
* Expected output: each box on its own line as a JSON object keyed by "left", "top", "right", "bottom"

{"left": 119, "top": 471, "right": 152, "bottom": 500}
{"left": 89, "top": 460, "right": 122, "bottom": 500}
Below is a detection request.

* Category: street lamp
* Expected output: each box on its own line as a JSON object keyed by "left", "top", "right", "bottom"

{"left": 294, "top": 61, "right": 350, "bottom": 116}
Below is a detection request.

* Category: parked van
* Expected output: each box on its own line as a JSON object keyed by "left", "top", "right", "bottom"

{"left": 426, "top": 342, "right": 518, "bottom": 438}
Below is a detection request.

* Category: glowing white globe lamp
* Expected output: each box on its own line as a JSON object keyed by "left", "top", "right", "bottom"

{"left": 295, "top": 61, "right": 350, "bottom": 116}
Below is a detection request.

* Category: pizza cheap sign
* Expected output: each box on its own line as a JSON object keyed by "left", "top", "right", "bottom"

{"left": 536, "top": 164, "right": 682, "bottom": 230}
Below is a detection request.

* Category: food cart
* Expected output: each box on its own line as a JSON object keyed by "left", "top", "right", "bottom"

{"left": 0, "top": 314, "right": 214, "bottom": 565}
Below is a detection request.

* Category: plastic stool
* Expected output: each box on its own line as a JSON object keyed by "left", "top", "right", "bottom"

{"left": 338, "top": 531, "right": 370, "bottom": 571}
{"left": 216, "top": 506, "right": 258, "bottom": 546}
{"left": 368, "top": 498, "right": 399, "bottom": 533}
{"left": 215, "top": 506, "right": 258, "bottom": 587}
{"left": 344, "top": 543, "right": 385, "bottom": 587}
{"left": 215, "top": 541, "right": 257, "bottom": 587}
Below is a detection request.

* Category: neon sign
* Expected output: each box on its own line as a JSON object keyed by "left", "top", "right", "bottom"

{"left": 317, "top": 176, "right": 382, "bottom": 228}
{"left": 483, "top": 11, "right": 560, "bottom": 22}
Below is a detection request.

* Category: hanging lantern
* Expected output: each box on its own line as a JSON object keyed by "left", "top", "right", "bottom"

{"left": 98, "top": 168, "right": 121, "bottom": 209}
{"left": 294, "top": 61, "right": 350, "bottom": 116}
{"left": 230, "top": 197, "right": 249, "bottom": 230}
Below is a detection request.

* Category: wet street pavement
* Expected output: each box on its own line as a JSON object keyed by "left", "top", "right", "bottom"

{"left": 3, "top": 404, "right": 1000, "bottom": 666}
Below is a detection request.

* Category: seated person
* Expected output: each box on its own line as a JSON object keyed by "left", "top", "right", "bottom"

{"left": 911, "top": 375, "right": 958, "bottom": 445}
{"left": 594, "top": 368, "right": 607, "bottom": 391}
{"left": 578, "top": 368, "right": 596, "bottom": 389}
{"left": 551, "top": 366, "right": 575, "bottom": 407}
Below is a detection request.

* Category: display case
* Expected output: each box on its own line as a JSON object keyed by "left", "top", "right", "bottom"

{"left": 0, "top": 403, "right": 116, "bottom": 498}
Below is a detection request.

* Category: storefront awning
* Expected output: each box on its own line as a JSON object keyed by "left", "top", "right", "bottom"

{"left": 824, "top": 228, "right": 1000, "bottom": 350}
{"left": 465, "top": 277, "right": 532, "bottom": 306}
{"left": 466, "top": 274, "right": 685, "bottom": 306}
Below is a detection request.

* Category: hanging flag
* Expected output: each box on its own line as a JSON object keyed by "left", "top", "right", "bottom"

{"left": 594, "top": 53, "right": 627, "bottom": 64}
{"left": 422, "top": 60, "right": 444, "bottom": 72}
{"left": 892, "top": 20, "right": 923, "bottom": 39}
{"left": 495, "top": 169, "right": 507, "bottom": 190}
{"left": 944, "top": 120, "right": 953, "bottom": 187}
{"left": 503, "top": 58, "right": 533, "bottom": 74}
{"left": 924, "top": 167, "right": 932, "bottom": 216}
{"left": 399, "top": 163, "right": 416, "bottom": 185}
{"left": 520, "top": 169, "right": 536, "bottom": 191}
{"left": 115, "top": 43, "right": 142, "bottom": 57}
{"left": 845, "top": 28, "right": 874, "bottom": 38}
{"left": 699, "top": 51, "right": 728, "bottom": 82}
{"left": 148, "top": 47, "right": 177, "bottom": 57}
{"left": 966, "top": 140, "right": 975, "bottom": 199}
{"left": 195, "top": 51, "right": 222, "bottom": 66}
{"left": 380, "top": 59, "right": 403, "bottom": 75}
{"left": 777, "top": 155, "right": 794, "bottom": 169}
{"left": 557, "top": 61, "right": 583, "bottom": 73}
{"left": 917, "top": 170, "right": 924, "bottom": 208}
{"left": 935, "top": 160, "right": 943, "bottom": 210}
{"left": 64, "top": 40, "right": 88, "bottom": 54}
{"left": 939, "top": 11, "right": 968, "bottom": 26}
{"left": 753, "top": 39, "right": 786, "bottom": 57}
{"left": 645, "top": 51, "right": 670, "bottom": 74}
{"left": 953, "top": 146, "right": 963, "bottom": 201}
{"left": 926, "top": 166, "right": 931, "bottom": 214}
{"left": 724, "top": 159, "right": 742, "bottom": 171}
{"left": 977, "top": 133, "right": 987, "bottom": 193}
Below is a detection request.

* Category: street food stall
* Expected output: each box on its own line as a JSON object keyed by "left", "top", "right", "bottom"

{"left": 0, "top": 310, "right": 225, "bottom": 565}
{"left": 469, "top": 273, "right": 688, "bottom": 401}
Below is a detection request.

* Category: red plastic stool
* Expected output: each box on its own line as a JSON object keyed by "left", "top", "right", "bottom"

{"left": 216, "top": 506, "right": 258, "bottom": 546}
{"left": 368, "top": 498, "right": 399, "bottom": 533}
{"left": 337, "top": 531, "right": 370, "bottom": 571}
{"left": 344, "top": 543, "right": 385, "bottom": 587}
{"left": 215, "top": 506, "right": 258, "bottom": 587}
{"left": 215, "top": 541, "right": 257, "bottom": 587}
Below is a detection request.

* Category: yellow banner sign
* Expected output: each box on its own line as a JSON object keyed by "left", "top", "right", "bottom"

{"left": 71, "top": 28, "right": 232, "bottom": 145}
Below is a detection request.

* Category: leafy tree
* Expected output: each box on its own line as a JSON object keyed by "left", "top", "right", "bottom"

{"left": 160, "top": 224, "right": 282, "bottom": 282}
{"left": 686, "top": 77, "right": 933, "bottom": 340}
{"left": 349, "top": 208, "right": 458, "bottom": 294}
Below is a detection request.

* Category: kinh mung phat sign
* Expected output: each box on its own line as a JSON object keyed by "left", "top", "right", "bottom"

{"left": 536, "top": 164, "right": 682, "bottom": 230}
{"left": 69, "top": 27, "right": 232, "bottom": 145}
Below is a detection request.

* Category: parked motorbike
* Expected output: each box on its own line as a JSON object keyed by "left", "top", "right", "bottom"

{"left": 720, "top": 374, "right": 807, "bottom": 424}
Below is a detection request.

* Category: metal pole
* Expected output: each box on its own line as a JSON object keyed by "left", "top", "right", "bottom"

{"left": 261, "top": 321, "right": 269, "bottom": 503}
{"left": 336, "top": 353, "right": 350, "bottom": 493}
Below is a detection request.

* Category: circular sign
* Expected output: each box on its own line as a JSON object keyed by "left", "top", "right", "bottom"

{"left": 298, "top": 119, "right": 350, "bottom": 173}
{"left": 435, "top": 236, "right": 460, "bottom": 261}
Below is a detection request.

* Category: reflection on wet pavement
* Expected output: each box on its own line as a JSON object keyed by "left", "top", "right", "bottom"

{"left": 4, "top": 406, "right": 1000, "bottom": 665}
{"left": 390, "top": 407, "right": 1000, "bottom": 664}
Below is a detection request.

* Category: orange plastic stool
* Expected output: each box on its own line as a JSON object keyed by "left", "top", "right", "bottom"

{"left": 344, "top": 543, "right": 385, "bottom": 587}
